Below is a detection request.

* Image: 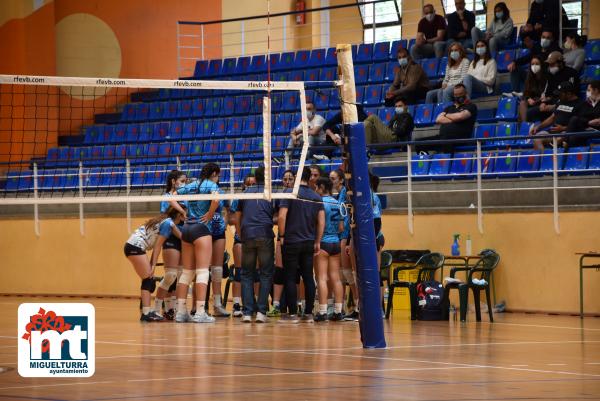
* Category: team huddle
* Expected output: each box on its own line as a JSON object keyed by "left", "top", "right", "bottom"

{"left": 123, "top": 163, "right": 384, "bottom": 323}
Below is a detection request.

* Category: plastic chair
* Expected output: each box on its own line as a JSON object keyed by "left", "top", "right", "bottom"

{"left": 441, "top": 249, "right": 500, "bottom": 322}
{"left": 385, "top": 252, "right": 444, "bottom": 320}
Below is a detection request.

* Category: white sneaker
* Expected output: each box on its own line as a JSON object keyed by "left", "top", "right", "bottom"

{"left": 175, "top": 312, "right": 192, "bottom": 323}
{"left": 512, "top": 91, "right": 523, "bottom": 97}
{"left": 502, "top": 92, "right": 514, "bottom": 98}
{"left": 312, "top": 154, "right": 329, "bottom": 161}
{"left": 213, "top": 305, "right": 231, "bottom": 317}
{"left": 241, "top": 314, "right": 252, "bottom": 323}
{"left": 190, "top": 312, "right": 216, "bottom": 323}
{"left": 255, "top": 312, "right": 268, "bottom": 323}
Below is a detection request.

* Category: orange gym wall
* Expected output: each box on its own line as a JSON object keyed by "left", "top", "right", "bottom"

{"left": 0, "top": 211, "right": 599, "bottom": 316}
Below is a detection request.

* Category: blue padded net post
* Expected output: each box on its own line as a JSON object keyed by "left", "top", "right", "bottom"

{"left": 345, "top": 122, "right": 386, "bottom": 349}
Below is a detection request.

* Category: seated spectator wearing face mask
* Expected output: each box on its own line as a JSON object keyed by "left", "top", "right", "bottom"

{"left": 563, "top": 33, "right": 586, "bottom": 73}
{"left": 363, "top": 98, "right": 414, "bottom": 144}
{"left": 506, "top": 29, "right": 561, "bottom": 95}
{"left": 471, "top": 2, "right": 513, "bottom": 55}
{"left": 410, "top": 3, "right": 447, "bottom": 61}
{"left": 385, "top": 47, "right": 430, "bottom": 106}
{"left": 529, "top": 81, "right": 585, "bottom": 150}
{"left": 520, "top": 0, "right": 571, "bottom": 43}
{"left": 519, "top": 56, "right": 549, "bottom": 122}
{"left": 463, "top": 40, "right": 497, "bottom": 98}
{"left": 566, "top": 81, "right": 600, "bottom": 147}
{"left": 287, "top": 101, "right": 327, "bottom": 160}
{"left": 425, "top": 42, "right": 470, "bottom": 104}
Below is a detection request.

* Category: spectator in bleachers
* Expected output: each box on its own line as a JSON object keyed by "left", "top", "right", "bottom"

{"left": 363, "top": 98, "right": 415, "bottom": 144}
{"left": 506, "top": 29, "right": 560, "bottom": 95}
{"left": 518, "top": 56, "right": 549, "bottom": 122}
{"left": 463, "top": 40, "right": 497, "bottom": 98}
{"left": 410, "top": 4, "right": 447, "bottom": 61}
{"left": 446, "top": 0, "right": 475, "bottom": 50}
{"left": 323, "top": 104, "right": 368, "bottom": 146}
{"left": 425, "top": 42, "right": 470, "bottom": 104}
{"left": 529, "top": 81, "right": 584, "bottom": 150}
{"left": 385, "top": 47, "right": 430, "bottom": 106}
{"left": 566, "top": 81, "right": 600, "bottom": 147}
{"left": 471, "top": 2, "right": 513, "bottom": 55}
{"left": 421, "top": 84, "right": 477, "bottom": 153}
{"left": 287, "top": 101, "right": 327, "bottom": 160}
{"left": 563, "top": 32, "right": 586, "bottom": 72}
{"left": 520, "top": 0, "right": 570, "bottom": 44}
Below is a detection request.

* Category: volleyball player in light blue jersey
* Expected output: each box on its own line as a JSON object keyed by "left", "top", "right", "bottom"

{"left": 314, "top": 177, "right": 344, "bottom": 322}
{"left": 161, "top": 170, "right": 188, "bottom": 216}
{"left": 209, "top": 196, "right": 230, "bottom": 317}
{"left": 370, "top": 173, "right": 385, "bottom": 254}
{"left": 173, "top": 163, "right": 221, "bottom": 323}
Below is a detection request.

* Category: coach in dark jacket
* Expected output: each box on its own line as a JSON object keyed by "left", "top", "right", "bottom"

{"left": 363, "top": 98, "right": 415, "bottom": 144}
{"left": 385, "top": 47, "right": 429, "bottom": 106}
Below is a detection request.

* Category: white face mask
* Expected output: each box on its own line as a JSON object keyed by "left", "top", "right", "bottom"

{"left": 548, "top": 66, "right": 560, "bottom": 75}
{"left": 450, "top": 51, "right": 460, "bottom": 61}
{"left": 398, "top": 57, "right": 408, "bottom": 67}
{"left": 540, "top": 38, "right": 551, "bottom": 48}
{"left": 425, "top": 13, "right": 435, "bottom": 22}
{"left": 395, "top": 107, "right": 405, "bottom": 114}
{"left": 495, "top": 12, "right": 504, "bottom": 20}
{"left": 586, "top": 90, "right": 594, "bottom": 100}
{"left": 307, "top": 110, "right": 315, "bottom": 119}
{"left": 476, "top": 47, "right": 486, "bottom": 56}
{"left": 531, "top": 64, "right": 541, "bottom": 74}
{"left": 564, "top": 40, "right": 572, "bottom": 50}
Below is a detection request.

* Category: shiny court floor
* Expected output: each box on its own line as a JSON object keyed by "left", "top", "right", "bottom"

{"left": 0, "top": 297, "right": 599, "bottom": 401}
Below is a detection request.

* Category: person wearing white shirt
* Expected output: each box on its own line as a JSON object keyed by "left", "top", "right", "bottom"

{"left": 425, "top": 42, "right": 471, "bottom": 104}
{"left": 287, "top": 101, "right": 327, "bottom": 159}
{"left": 463, "top": 40, "right": 498, "bottom": 98}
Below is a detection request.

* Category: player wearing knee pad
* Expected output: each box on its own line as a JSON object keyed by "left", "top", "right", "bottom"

{"left": 210, "top": 199, "right": 230, "bottom": 317}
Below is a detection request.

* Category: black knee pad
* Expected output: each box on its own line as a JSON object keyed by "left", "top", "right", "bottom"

{"left": 234, "top": 267, "right": 241, "bottom": 283}
{"left": 141, "top": 277, "right": 156, "bottom": 293}
{"left": 273, "top": 267, "right": 285, "bottom": 285}
{"left": 168, "top": 278, "right": 177, "bottom": 293}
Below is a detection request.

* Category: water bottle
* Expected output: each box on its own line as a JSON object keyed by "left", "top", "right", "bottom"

{"left": 451, "top": 234, "right": 460, "bottom": 256}
{"left": 466, "top": 234, "right": 472, "bottom": 256}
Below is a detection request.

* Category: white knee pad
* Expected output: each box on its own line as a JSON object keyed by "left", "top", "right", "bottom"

{"left": 210, "top": 266, "right": 223, "bottom": 284}
{"left": 195, "top": 268, "right": 210, "bottom": 285}
{"left": 178, "top": 269, "right": 195, "bottom": 286}
{"left": 342, "top": 269, "right": 355, "bottom": 285}
{"left": 159, "top": 268, "right": 178, "bottom": 291}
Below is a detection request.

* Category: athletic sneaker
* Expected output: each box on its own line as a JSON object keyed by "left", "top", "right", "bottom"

{"left": 300, "top": 314, "right": 314, "bottom": 323}
{"left": 163, "top": 309, "right": 175, "bottom": 321}
{"left": 241, "top": 314, "right": 252, "bottom": 323}
{"left": 313, "top": 313, "right": 328, "bottom": 322}
{"left": 232, "top": 303, "right": 242, "bottom": 317}
{"left": 191, "top": 312, "right": 216, "bottom": 323}
{"left": 213, "top": 305, "right": 231, "bottom": 317}
{"left": 175, "top": 312, "right": 192, "bottom": 323}
{"left": 330, "top": 312, "right": 344, "bottom": 321}
{"left": 140, "top": 311, "right": 165, "bottom": 322}
{"left": 313, "top": 154, "right": 329, "bottom": 161}
{"left": 266, "top": 305, "right": 281, "bottom": 317}
{"left": 278, "top": 314, "right": 299, "bottom": 324}
{"left": 343, "top": 311, "right": 359, "bottom": 321}
{"left": 255, "top": 312, "right": 268, "bottom": 323}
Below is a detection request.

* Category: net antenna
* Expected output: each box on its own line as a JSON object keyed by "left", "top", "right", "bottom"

{"left": 0, "top": 74, "right": 309, "bottom": 206}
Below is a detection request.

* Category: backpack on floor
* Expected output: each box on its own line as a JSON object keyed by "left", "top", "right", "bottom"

{"left": 416, "top": 280, "right": 445, "bottom": 321}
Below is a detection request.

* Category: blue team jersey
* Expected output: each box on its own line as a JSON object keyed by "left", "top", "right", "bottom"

{"left": 372, "top": 192, "right": 382, "bottom": 219}
{"left": 322, "top": 195, "right": 342, "bottom": 243}
{"left": 336, "top": 187, "right": 350, "bottom": 240}
{"left": 160, "top": 192, "right": 188, "bottom": 214}
{"left": 210, "top": 199, "right": 227, "bottom": 236}
{"left": 158, "top": 218, "right": 175, "bottom": 237}
{"left": 177, "top": 180, "right": 219, "bottom": 225}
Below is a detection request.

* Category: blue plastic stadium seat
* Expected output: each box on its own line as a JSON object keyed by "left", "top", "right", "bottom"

{"left": 516, "top": 122, "right": 535, "bottom": 146}
{"left": 583, "top": 65, "right": 600, "bottom": 82}
{"left": 233, "top": 96, "right": 250, "bottom": 116}
{"left": 187, "top": 142, "right": 204, "bottom": 163}
{"left": 249, "top": 95, "right": 264, "bottom": 114}
{"left": 329, "top": 93, "right": 340, "bottom": 109}
{"left": 373, "top": 42, "right": 390, "bottom": 62}
{"left": 155, "top": 143, "right": 173, "bottom": 164}
{"left": 173, "top": 141, "right": 190, "bottom": 158}
{"left": 181, "top": 120, "right": 197, "bottom": 140}
{"left": 356, "top": 86, "right": 366, "bottom": 105}
{"left": 385, "top": 61, "right": 399, "bottom": 82}
{"left": 177, "top": 100, "right": 192, "bottom": 118}
{"left": 493, "top": 151, "right": 517, "bottom": 177}
{"left": 241, "top": 115, "right": 257, "bottom": 136}
{"left": 125, "top": 144, "right": 142, "bottom": 164}
{"left": 539, "top": 148, "right": 565, "bottom": 173}
{"left": 122, "top": 103, "right": 136, "bottom": 122}
{"left": 84, "top": 126, "right": 102, "bottom": 145}
{"left": 354, "top": 64, "right": 369, "bottom": 84}
{"left": 516, "top": 150, "right": 541, "bottom": 175}
{"left": 351, "top": 44, "right": 358, "bottom": 59}
{"left": 69, "top": 147, "right": 88, "bottom": 166}
{"left": 137, "top": 123, "right": 154, "bottom": 143}
{"left": 494, "top": 122, "right": 518, "bottom": 147}
{"left": 433, "top": 102, "right": 452, "bottom": 119}
{"left": 308, "top": 48, "right": 326, "bottom": 67}
{"left": 305, "top": 68, "right": 320, "bottom": 88}
{"left": 167, "top": 121, "right": 181, "bottom": 141}
{"left": 411, "top": 154, "right": 431, "bottom": 176}
{"left": 130, "top": 167, "right": 146, "bottom": 187}
{"left": 152, "top": 122, "right": 169, "bottom": 142}
{"left": 274, "top": 113, "right": 292, "bottom": 134}
{"left": 45, "top": 148, "right": 59, "bottom": 168}
{"left": 206, "top": 59, "right": 222, "bottom": 77}
{"left": 496, "top": 97, "right": 518, "bottom": 121}
{"left": 234, "top": 138, "right": 252, "bottom": 154}
{"left": 191, "top": 98, "right": 205, "bottom": 118}
{"left": 143, "top": 165, "right": 163, "bottom": 186}
{"left": 496, "top": 50, "right": 515, "bottom": 73}
{"left": 227, "top": 117, "right": 243, "bottom": 136}
{"left": 585, "top": 40, "right": 600, "bottom": 64}
{"left": 273, "top": 71, "right": 288, "bottom": 82}
{"left": 194, "top": 60, "right": 209, "bottom": 78}
{"left": 136, "top": 103, "right": 149, "bottom": 121}
{"left": 477, "top": 108, "right": 497, "bottom": 123}
{"left": 162, "top": 101, "right": 179, "bottom": 119}
{"left": 205, "top": 98, "right": 222, "bottom": 117}
{"left": 356, "top": 43, "right": 373, "bottom": 64}
{"left": 429, "top": 153, "right": 452, "bottom": 177}
{"left": 438, "top": 57, "right": 448, "bottom": 77}
{"left": 295, "top": 50, "right": 310, "bottom": 69}
{"left": 314, "top": 89, "right": 331, "bottom": 110}
{"left": 589, "top": 145, "right": 600, "bottom": 171}
{"left": 414, "top": 104, "right": 434, "bottom": 126}
{"left": 148, "top": 102, "right": 164, "bottom": 121}
{"left": 212, "top": 119, "right": 227, "bottom": 138}
{"left": 368, "top": 62, "right": 387, "bottom": 84}
{"left": 103, "top": 167, "right": 126, "bottom": 188}
{"left": 516, "top": 48, "right": 531, "bottom": 62}
{"left": 563, "top": 146, "right": 589, "bottom": 172}
{"left": 450, "top": 153, "right": 474, "bottom": 177}
{"left": 250, "top": 55, "right": 267, "bottom": 73}
{"left": 289, "top": 70, "right": 304, "bottom": 82}
{"left": 235, "top": 56, "right": 251, "bottom": 75}
{"left": 145, "top": 143, "right": 160, "bottom": 164}
{"left": 324, "top": 47, "right": 337, "bottom": 66}
{"left": 221, "top": 58, "right": 237, "bottom": 76}
{"left": 363, "top": 85, "right": 383, "bottom": 106}
{"left": 118, "top": 124, "right": 135, "bottom": 144}
{"left": 421, "top": 58, "right": 439, "bottom": 79}
{"left": 389, "top": 40, "right": 407, "bottom": 59}
{"left": 278, "top": 52, "right": 295, "bottom": 70}
{"left": 364, "top": 107, "right": 378, "bottom": 116}
{"left": 282, "top": 92, "right": 299, "bottom": 112}
{"left": 100, "top": 145, "right": 115, "bottom": 166}
{"left": 378, "top": 107, "right": 394, "bottom": 124}
{"left": 474, "top": 124, "right": 497, "bottom": 143}
{"left": 319, "top": 67, "right": 336, "bottom": 83}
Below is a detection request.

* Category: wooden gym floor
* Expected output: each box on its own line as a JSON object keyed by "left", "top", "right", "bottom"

{"left": 0, "top": 297, "right": 598, "bottom": 401}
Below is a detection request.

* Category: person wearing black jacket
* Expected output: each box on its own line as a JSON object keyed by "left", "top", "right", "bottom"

{"left": 566, "top": 81, "right": 600, "bottom": 147}
{"left": 446, "top": 0, "right": 476, "bottom": 50}
{"left": 506, "top": 29, "right": 561, "bottom": 94}
{"left": 363, "top": 98, "right": 414, "bottom": 144}
{"left": 520, "top": 0, "right": 571, "bottom": 43}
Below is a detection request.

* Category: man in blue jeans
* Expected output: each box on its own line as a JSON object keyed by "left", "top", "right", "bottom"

{"left": 235, "top": 166, "right": 275, "bottom": 323}
{"left": 278, "top": 166, "right": 325, "bottom": 323}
